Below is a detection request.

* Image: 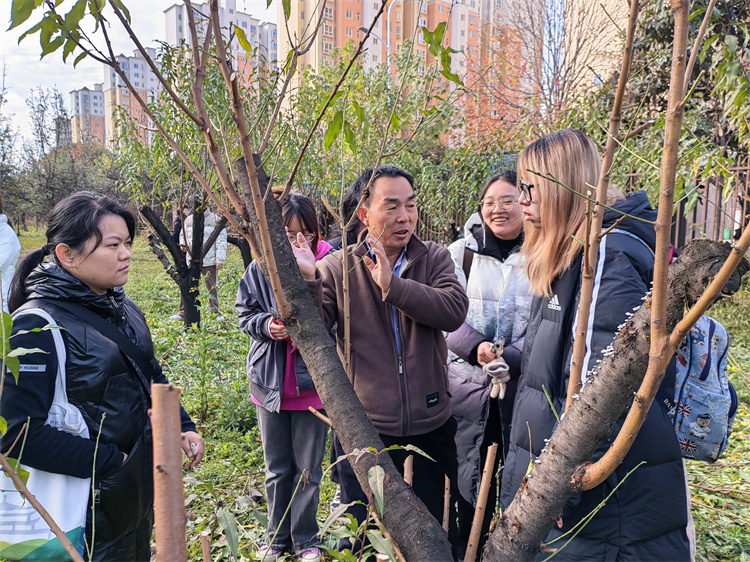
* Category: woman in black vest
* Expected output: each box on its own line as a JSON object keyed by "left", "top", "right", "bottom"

{"left": 2, "top": 192, "right": 203, "bottom": 561}
{"left": 500, "top": 130, "right": 690, "bottom": 560}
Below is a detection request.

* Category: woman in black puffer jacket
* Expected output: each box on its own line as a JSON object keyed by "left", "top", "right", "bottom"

{"left": 500, "top": 130, "right": 691, "bottom": 560}
{"left": 1, "top": 192, "right": 203, "bottom": 561}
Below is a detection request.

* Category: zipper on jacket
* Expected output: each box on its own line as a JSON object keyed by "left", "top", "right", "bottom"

{"left": 398, "top": 356, "right": 403, "bottom": 374}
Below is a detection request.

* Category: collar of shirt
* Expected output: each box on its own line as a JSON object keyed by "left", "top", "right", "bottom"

{"left": 365, "top": 242, "right": 408, "bottom": 276}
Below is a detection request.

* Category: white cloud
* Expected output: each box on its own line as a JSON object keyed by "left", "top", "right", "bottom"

{"left": 1, "top": 0, "right": 276, "bottom": 140}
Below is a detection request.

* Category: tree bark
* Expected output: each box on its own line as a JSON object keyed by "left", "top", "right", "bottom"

{"left": 227, "top": 235, "right": 253, "bottom": 269}
{"left": 234, "top": 156, "right": 454, "bottom": 561}
{"left": 483, "top": 239, "right": 749, "bottom": 561}
{"left": 140, "top": 205, "right": 203, "bottom": 327}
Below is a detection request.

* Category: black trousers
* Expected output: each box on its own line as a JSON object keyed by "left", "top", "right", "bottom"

{"left": 333, "top": 417, "right": 459, "bottom": 557}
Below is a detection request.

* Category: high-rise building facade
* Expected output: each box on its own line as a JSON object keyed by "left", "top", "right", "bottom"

{"left": 102, "top": 48, "right": 162, "bottom": 147}
{"left": 70, "top": 84, "right": 106, "bottom": 146}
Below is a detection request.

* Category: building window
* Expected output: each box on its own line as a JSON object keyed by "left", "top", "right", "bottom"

{"left": 438, "top": 5, "right": 443, "bottom": 12}
{"left": 396, "top": 26, "right": 401, "bottom": 38}
{"left": 470, "top": 15, "right": 474, "bottom": 23}
{"left": 346, "top": 27, "right": 353, "bottom": 36}
{"left": 420, "top": 3, "right": 427, "bottom": 13}
{"left": 357, "top": 12, "right": 360, "bottom": 20}
{"left": 418, "top": 30, "right": 425, "bottom": 44}
{"left": 460, "top": 29, "right": 465, "bottom": 36}
{"left": 273, "top": 30, "right": 277, "bottom": 38}
{"left": 396, "top": 11, "right": 401, "bottom": 21}
{"left": 323, "top": 6, "right": 334, "bottom": 19}
{"left": 324, "top": 23, "right": 334, "bottom": 36}
{"left": 323, "top": 41, "right": 333, "bottom": 54}
{"left": 373, "top": 2, "right": 378, "bottom": 8}
{"left": 346, "top": 9, "right": 353, "bottom": 17}
{"left": 461, "top": 14, "right": 465, "bottom": 20}
{"left": 419, "top": 17, "right": 426, "bottom": 26}
{"left": 242, "top": 21, "right": 248, "bottom": 28}
{"left": 469, "top": 30, "right": 473, "bottom": 37}
{"left": 301, "top": 10, "right": 305, "bottom": 19}
{"left": 372, "top": 55, "right": 378, "bottom": 62}
{"left": 251, "top": 25, "right": 257, "bottom": 32}
{"left": 229, "top": 8, "right": 233, "bottom": 13}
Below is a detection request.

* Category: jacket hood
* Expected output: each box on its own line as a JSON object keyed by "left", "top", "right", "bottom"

{"left": 602, "top": 191, "right": 657, "bottom": 251}
{"left": 25, "top": 260, "right": 124, "bottom": 318}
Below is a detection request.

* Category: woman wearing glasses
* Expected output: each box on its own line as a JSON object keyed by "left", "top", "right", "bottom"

{"left": 236, "top": 193, "right": 333, "bottom": 562}
{"left": 501, "top": 130, "right": 690, "bottom": 559}
{"left": 446, "top": 170, "right": 533, "bottom": 558}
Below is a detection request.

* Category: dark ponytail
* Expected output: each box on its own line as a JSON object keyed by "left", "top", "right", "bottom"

{"left": 8, "top": 192, "right": 135, "bottom": 313}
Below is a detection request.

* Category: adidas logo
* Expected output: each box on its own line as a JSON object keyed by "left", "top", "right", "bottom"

{"left": 548, "top": 294, "right": 562, "bottom": 311}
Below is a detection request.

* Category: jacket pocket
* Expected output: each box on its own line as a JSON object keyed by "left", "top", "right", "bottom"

{"left": 93, "top": 435, "right": 149, "bottom": 541}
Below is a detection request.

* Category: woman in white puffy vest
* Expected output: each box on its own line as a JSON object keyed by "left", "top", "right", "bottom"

{"left": 445, "top": 169, "right": 533, "bottom": 558}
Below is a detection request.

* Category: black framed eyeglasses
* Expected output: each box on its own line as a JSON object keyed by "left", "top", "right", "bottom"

{"left": 517, "top": 180, "right": 534, "bottom": 202}
{"left": 287, "top": 232, "right": 317, "bottom": 246}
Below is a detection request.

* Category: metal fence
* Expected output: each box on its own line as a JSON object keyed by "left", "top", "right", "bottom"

{"left": 669, "top": 156, "right": 750, "bottom": 248}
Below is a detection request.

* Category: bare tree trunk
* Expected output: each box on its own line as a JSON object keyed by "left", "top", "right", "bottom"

{"left": 483, "top": 240, "right": 749, "bottom": 561}
{"left": 234, "top": 156, "right": 454, "bottom": 561}
{"left": 140, "top": 205, "right": 202, "bottom": 327}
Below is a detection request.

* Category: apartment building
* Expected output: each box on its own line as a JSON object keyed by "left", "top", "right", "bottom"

{"left": 102, "top": 48, "right": 161, "bottom": 146}
{"left": 164, "top": 0, "right": 278, "bottom": 75}
{"left": 70, "top": 84, "right": 106, "bottom": 146}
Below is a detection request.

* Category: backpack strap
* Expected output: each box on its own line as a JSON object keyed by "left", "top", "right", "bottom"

{"left": 45, "top": 300, "right": 155, "bottom": 392}
{"left": 462, "top": 247, "right": 475, "bottom": 282}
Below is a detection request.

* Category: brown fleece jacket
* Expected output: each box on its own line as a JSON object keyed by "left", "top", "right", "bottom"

{"left": 307, "top": 234, "right": 468, "bottom": 437}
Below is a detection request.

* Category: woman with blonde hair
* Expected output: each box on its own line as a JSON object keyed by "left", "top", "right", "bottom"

{"left": 500, "top": 130, "right": 690, "bottom": 559}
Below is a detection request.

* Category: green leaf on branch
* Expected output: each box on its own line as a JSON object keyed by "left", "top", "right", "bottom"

{"left": 62, "top": 36, "right": 78, "bottom": 62}
{"left": 390, "top": 111, "right": 400, "bottom": 131}
{"left": 235, "top": 25, "right": 253, "bottom": 57}
{"left": 41, "top": 35, "right": 64, "bottom": 59}
{"left": 343, "top": 120, "right": 357, "bottom": 155}
{"left": 110, "top": 0, "right": 131, "bottom": 22}
{"left": 368, "top": 465, "right": 385, "bottom": 515}
{"left": 74, "top": 51, "right": 87, "bottom": 66}
{"left": 440, "top": 50, "right": 463, "bottom": 85}
{"left": 8, "top": 0, "right": 43, "bottom": 31}
{"left": 63, "top": 0, "right": 88, "bottom": 33}
{"left": 0, "top": 417, "right": 7, "bottom": 437}
{"left": 7, "top": 347, "right": 49, "bottom": 358}
{"left": 282, "top": 0, "right": 291, "bottom": 21}
{"left": 6, "top": 458, "right": 30, "bottom": 487}
{"left": 324, "top": 110, "right": 344, "bottom": 152}
{"left": 725, "top": 34, "right": 738, "bottom": 55}
{"left": 18, "top": 20, "right": 44, "bottom": 44}
{"left": 217, "top": 508, "right": 240, "bottom": 561}
{"left": 6, "top": 356, "right": 20, "bottom": 384}
{"left": 367, "top": 529, "right": 399, "bottom": 561}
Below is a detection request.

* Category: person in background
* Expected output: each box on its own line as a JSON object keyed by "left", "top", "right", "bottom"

{"left": 2, "top": 192, "right": 203, "bottom": 561}
{"left": 236, "top": 193, "right": 333, "bottom": 562}
{"left": 172, "top": 203, "right": 190, "bottom": 249}
{"left": 172, "top": 203, "right": 227, "bottom": 321}
{"left": 445, "top": 169, "right": 533, "bottom": 558}
{"left": 501, "top": 129, "right": 690, "bottom": 559}
{"left": 328, "top": 176, "right": 367, "bottom": 251}
{"left": 0, "top": 196, "right": 21, "bottom": 313}
{"left": 291, "top": 165, "right": 469, "bottom": 554}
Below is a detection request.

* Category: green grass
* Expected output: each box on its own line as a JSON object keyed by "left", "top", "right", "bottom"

{"left": 14, "top": 227, "right": 750, "bottom": 560}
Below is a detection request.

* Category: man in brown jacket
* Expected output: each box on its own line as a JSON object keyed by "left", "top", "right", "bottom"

{"left": 293, "top": 165, "right": 468, "bottom": 552}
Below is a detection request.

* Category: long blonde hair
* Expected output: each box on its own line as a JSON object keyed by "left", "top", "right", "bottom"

{"left": 520, "top": 129, "right": 602, "bottom": 297}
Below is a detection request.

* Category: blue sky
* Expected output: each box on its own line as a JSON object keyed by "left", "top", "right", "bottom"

{"left": 1, "top": 0, "right": 275, "bottom": 140}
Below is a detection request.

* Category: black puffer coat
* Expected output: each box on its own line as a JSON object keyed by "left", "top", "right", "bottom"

{"left": 499, "top": 192, "right": 690, "bottom": 560}
{"left": 1, "top": 262, "right": 195, "bottom": 561}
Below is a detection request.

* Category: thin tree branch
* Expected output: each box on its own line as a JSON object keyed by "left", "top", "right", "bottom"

{"left": 209, "top": 0, "right": 290, "bottom": 316}
{"left": 682, "top": 0, "right": 718, "bottom": 99}
{"left": 579, "top": 0, "right": 692, "bottom": 491}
